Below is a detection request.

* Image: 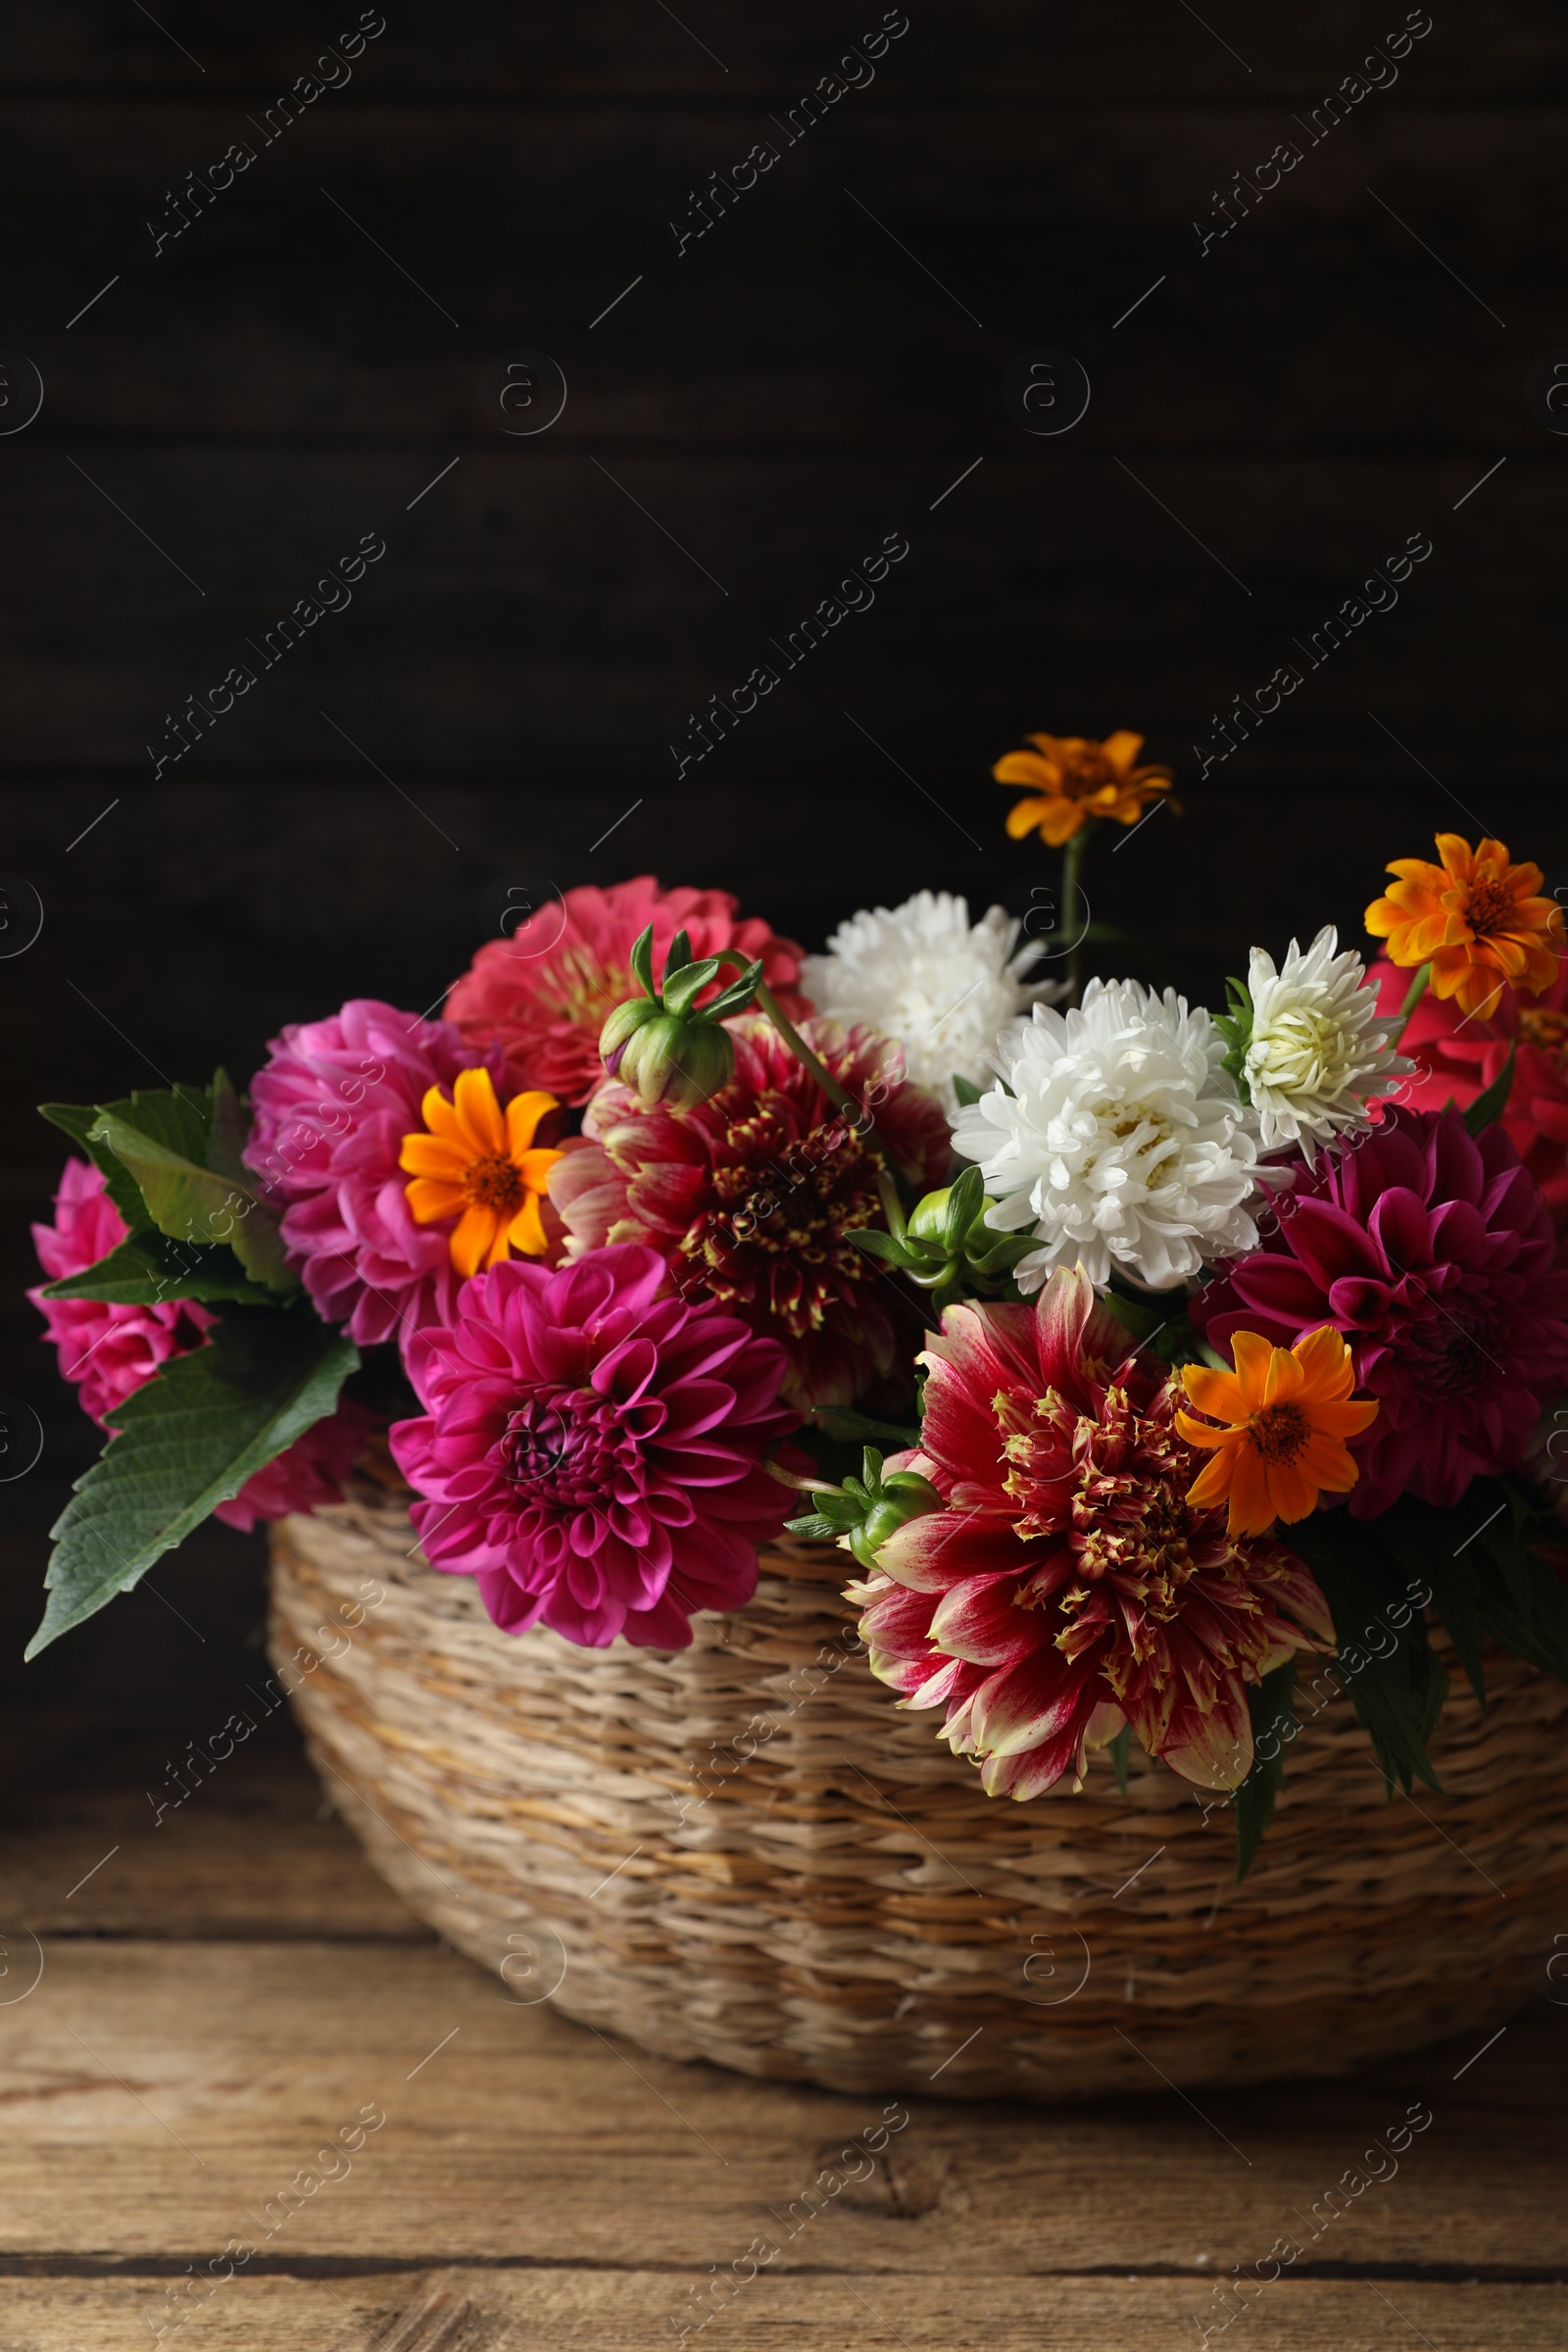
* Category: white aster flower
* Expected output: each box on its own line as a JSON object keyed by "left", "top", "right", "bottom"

{"left": 802, "top": 890, "right": 1061, "bottom": 1111}
{"left": 951, "top": 978, "right": 1275, "bottom": 1292}
{"left": 1241, "top": 925, "right": 1411, "bottom": 1160}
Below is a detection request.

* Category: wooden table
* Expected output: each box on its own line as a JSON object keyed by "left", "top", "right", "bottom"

{"left": 1, "top": 1514, "right": 1565, "bottom": 2350}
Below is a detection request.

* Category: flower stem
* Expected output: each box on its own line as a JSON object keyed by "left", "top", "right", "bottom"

{"left": 761, "top": 1449, "right": 841, "bottom": 1496}
{"left": 1391, "top": 959, "right": 1431, "bottom": 1045}
{"left": 707, "top": 952, "right": 864, "bottom": 1119}
{"left": 1062, "top": 826, "right": 1091, "bottom": 1006}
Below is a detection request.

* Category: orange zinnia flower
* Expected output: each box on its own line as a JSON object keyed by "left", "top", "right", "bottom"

{"left": 1176, "top": 1327, "right": 1379, "bottom": 1537}
{"left": 1365, "top": 832, "right": 1564, "bottom": 1020}
{"left": 400, "top": 1069, "right": 563, "bottom": 1278}
{"left": 995, "top": 730, "right": 1178, "bottom": 848}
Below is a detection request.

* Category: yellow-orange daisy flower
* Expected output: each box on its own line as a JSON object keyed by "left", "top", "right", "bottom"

{"left": 994, "top": 729, "right": 1178, "bottom": 848}
{"left": 1365, "top": 832, "right": 1564, "bottom": 1020}
{"left": 1176, "top": 1326, "right": 1379, "bottom": 1537}
{"left": 400, "top": 1070, "right": 563, "bottom": 1278}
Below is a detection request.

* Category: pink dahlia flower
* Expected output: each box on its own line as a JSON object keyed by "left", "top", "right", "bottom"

{"left": 849, "top": 1266, "right": 1330, "bottom": 1797}
{"left": 1372, "top": 952, "right": 1568, "bottom": 1234}
{"left": 243, "top": 999, "right": 508, "bottom": 1348}
{"left": 29, "top": 1157, "right": 373, "bottom": 1528}
{"left": 446, "top": 875, "right": 811, "bottom": 1108}
{"left": 548, "top": 1016, "right": 952, "bottom": 1410}
{"left": 389, "top": 1244, "right": 799, "bottom": 1647}
{"left": 1193, "top": 1106, "right": 1568, "bottom": 1516}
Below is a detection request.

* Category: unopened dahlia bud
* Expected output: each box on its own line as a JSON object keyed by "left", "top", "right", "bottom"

{"left": 597, "top": 923, "right": 760, "bottom": 1111}
{"left": 785, "top": 1446, "right": 943, "bottom": 1572}
{"left": 613, "top": 1011, "right": 735, "bottom": 1111}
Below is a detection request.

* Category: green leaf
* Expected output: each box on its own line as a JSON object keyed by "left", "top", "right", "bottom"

{"left": 662, "top": 957, "right": 724, "bottom": 1018}
{"left": 1106, "top": 1723, "right": 1132, "bottom": 1799}
{"left": 1462, "top": 1047, "right": 1516, "bottom": 1136}
{"left": 808, "top": 1404, "right": 921, "bottom": 1450}
{"left": 38, "top": 1101, "right": 149, "bottom": 1228}
{"left": 89, "top": 1094, "right": 295, "bottom": 1295}
{"left": 629, "top": 923, "right": 657, "bottom": 999}
{"left": 943, "top": 1164, "right": 984, "bottom": 1250}
{"left": 27, "top": 1308, "right": 359, "bottom": 1657}
{"left": 1234, "top": 1661, "right": 1294, "bottom": 1881}
{"left": 662, "top": 927, "right": 693, "bottom": 980}
{"left": 1100, "top": 1285, "right": 1167, "bottom": 1343}
{"left": 1289, "top": 1516, "right": 1447, "bottom": 1794}
{"left": 40, "top": 1227, "right": 273, "bottom": 1307}
{"left": 951, "top": 1074, "right": 982, "bottom": 1108}
{"left": 1383, "top": 1496, "right": 1488, "bottom": 1712}
{"left": 785, "top": 1512, "right": 844, "bottom": 1543}
{"left": 205, "top": 1067, "right": 251, "bottom": 1184}
{"left": 704, "top": 960, "right": 762, "bottom": 1021}
{"left": 846, "top": 1226, "right": 917, "bottom": 1267}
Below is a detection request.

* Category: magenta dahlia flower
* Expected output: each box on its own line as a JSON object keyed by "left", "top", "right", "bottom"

{"left": 1193, "top": 1106, "right": 1568, "bottom": 1515}
{"left": 29, "top": 1157, "right": 373, "bottom": 1528}
{"left": 548, "top": 1017, "right": 952, "bottom": 1409}
{"left": 1371, "top": 952, "right": 1568, "bottom": 1237}
{"left": 389, "top": 1244, "right": 799, "bottom": 1647}
{"left": 446, "top": 875, "right": 811, "bottom": 1108}
{"left": 243, "top": 999, "right": 508, "bottom": 1348}
{"left": 849, "top": 1266, "right": 1331, "bottom": 1796}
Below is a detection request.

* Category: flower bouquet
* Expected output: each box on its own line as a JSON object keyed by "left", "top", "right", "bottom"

{"left": 26, "top": 738, "right": 1568, "bottom": 2095}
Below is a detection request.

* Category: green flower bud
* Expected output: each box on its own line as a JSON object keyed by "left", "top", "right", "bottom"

{"left": 615, "top": 1012, "right": 735, "bottom": 1111}
{"left": 600, "top": 995, "right": 662, "bottom": 1073}
{"left": 848, "top": 1470, "right": 944, "bottom": 1572}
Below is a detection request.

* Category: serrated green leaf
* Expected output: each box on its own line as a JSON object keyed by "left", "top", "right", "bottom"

{"left": 1462, "top": 1046, "right": 1516, "bottom": 1136}
{"left": 28, "top": 1309, "right": 359, "bottom": 1657}
{"left": 40, "top": 1227, "right": 273, "bottom": 1307}
{"left": 89, "top": 1096, "right": 296, "bottom": 1295}
{"left": 38, "top": 1101, "right": 149, "bottom": 1227}
{"left": 951, "top": 1074, "right": 982, "bottom": 1108}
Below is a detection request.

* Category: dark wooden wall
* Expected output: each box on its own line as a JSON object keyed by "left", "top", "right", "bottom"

{"left": 2, "top": 3, "right": 1564, "bottom": 1708}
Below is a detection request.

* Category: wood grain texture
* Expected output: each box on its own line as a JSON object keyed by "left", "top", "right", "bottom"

{"left": 0, "top": 2276, "right": 1563, "bottom": 2352}
{"left": 0, "top": 1935, "right": 1563, "bottom": 2270}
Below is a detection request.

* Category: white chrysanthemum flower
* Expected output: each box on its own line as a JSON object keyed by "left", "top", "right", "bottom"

{"left": 802, "top": 891, "right": 1061, "bottom": 1111}
{"left": 1241, "top": 925, "right": 1411, "bottom": 1160}
{"left": 952, "top": 978, "right": 1275, "bottom": 1292}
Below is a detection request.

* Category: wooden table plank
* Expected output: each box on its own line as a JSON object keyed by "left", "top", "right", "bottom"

{"left": 0, "top": 2274, "right": 1561, "bottom": 2352}
{"left": 0, "top": 1939, "right": 1561, "bottom": 2274}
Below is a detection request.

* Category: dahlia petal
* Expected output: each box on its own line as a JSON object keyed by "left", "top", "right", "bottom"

{"left": 1157, "top": 1680, "right": 1253, "bottom": 1790}
{"left": 927, "top": 1572, "right": 1033, "bottom": 1666}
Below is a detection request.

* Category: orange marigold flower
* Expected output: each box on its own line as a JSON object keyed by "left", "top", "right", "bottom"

{"left": 1365, "top": 832, "right": 1565, "bottom": 1020}
{"left": 400, "top": 1069, "right": 563, "bottom": 1278}
{"left": 994, "top": 729, "right": 1178, "bottom": 848}
{"left": 1176, "top": 1326, "right": 1379, "bottom": 1537}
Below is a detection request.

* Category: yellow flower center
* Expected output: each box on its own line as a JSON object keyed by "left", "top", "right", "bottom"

{"left": 1247, "top": 1400, "right": 1310, "bottom": 1465}
{"left": 1519, "top": 1005, "right": 1568, "bottom": 1063}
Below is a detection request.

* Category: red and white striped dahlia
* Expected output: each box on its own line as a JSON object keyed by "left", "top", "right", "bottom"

{"left": 848, "top": 1267, "right": 1333, "bottom": 1796}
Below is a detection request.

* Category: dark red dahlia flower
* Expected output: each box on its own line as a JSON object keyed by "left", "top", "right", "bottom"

{"left": 850, "top": 1267, "right": 1330, "bottom": 1797}
{"left": 1193, "top": 1106, "right": 1568, "bottom": 1515}
{"left": 389, "top": 1244, "right": 800, "bottom": 1647}
{"left": 547, "top": 1018, "right": 951, "bottom": 1409}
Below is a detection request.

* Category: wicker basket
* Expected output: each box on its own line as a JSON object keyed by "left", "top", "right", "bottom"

{"left": 268, "top": 1466, "right": 1568, "bottom": 2100}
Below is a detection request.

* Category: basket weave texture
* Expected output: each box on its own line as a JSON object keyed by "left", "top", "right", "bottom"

{"left": 269, "top": 1468, "right": 1568, "bottom": 2100}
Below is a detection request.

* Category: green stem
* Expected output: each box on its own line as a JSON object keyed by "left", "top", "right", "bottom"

{"left": 707, "top": 953, "right": 863, "bottom": 1120}
{"left": 1391, "top": 959, "right": 1431, "bottom": 1047}
{"left": 1061, "top": 825, "right": 1091, "bottom": 1007}
{"left": 761, "top": 1450, "right": 841, "bottom": 1496}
